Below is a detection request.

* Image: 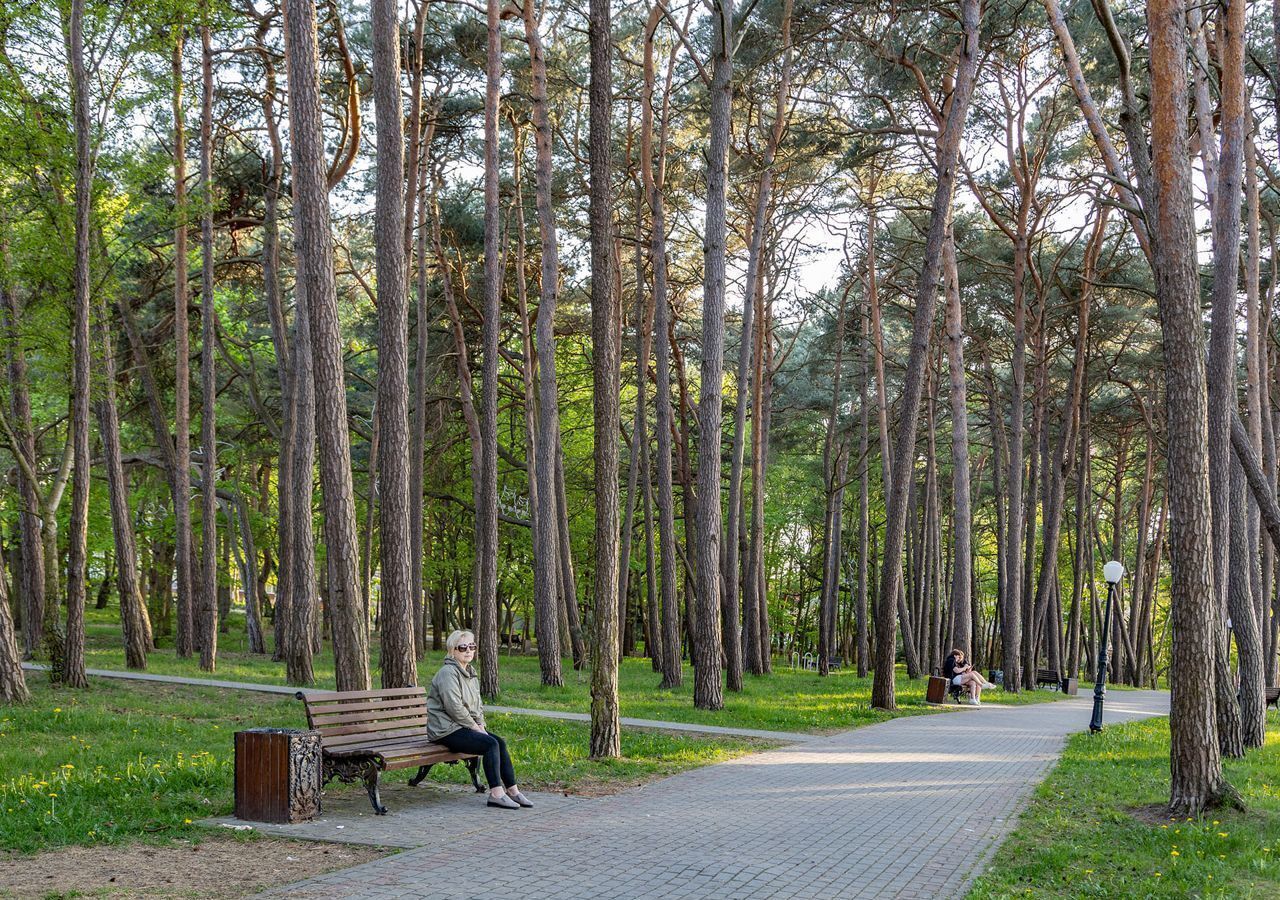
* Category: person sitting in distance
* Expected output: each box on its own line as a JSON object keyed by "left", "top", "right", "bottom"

{"left": 943, "top": 648, "right": 994, "bottom": 706}
{"left": 427, "top": 629, "right": 532, "bottom": 809}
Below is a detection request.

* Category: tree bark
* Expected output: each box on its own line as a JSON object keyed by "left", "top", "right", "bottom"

{"left": 61, "top": 0, "right": 92, "bottom": 690}
{"left": 942, "top": 230, "right": 971, "bottom": 657}
{"left": 372, "top": 0, "right": 416, "bottom": 688}
{"left": 871, "top": 0, "right": 979, "bottom": 710}
{"left": 95, "top": 301, "right": 148, "bottom": 670}
{"left": 0, "top": 261, "right": 43, "bottom": 660}
{"left": 692, "top": 0, "right": 735, "bottom": 711}
{"left": 475, "top": 0, "right": 502, "bottom": 700}
{"left": 519, "top": 0, "right": 565, "bottom": 684}
{"left": 645, "top": 5, "right": 682, "bottom": 690}
{"left": 1148, "top": 0, "right": 1233, "bottom": 816}
{"left": 0, "top": 567, "right": 28, "bottom": 702}
{"left": 588, "top": 0, "right": 621, "bottom": 758}
{"left": 198, "top": 22, "right": 218, "bottom": 672}
{"left": 282, "top": 0, "right": 370, "bottom": 691}
{"left": 171, "top": 27, "right": 195, "bottom": 660}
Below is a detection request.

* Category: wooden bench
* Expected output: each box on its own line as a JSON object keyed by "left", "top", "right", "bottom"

{"left": 296, "top": 686, "right": 484, "bottom": 815}
{"left": 1035, "top": 668, "right": 1063, "bottom": 691}
{"left": 1267, "top": 686, "right": 1279, "bottom": 710}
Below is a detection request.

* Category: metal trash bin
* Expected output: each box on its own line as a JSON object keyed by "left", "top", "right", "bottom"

{"left": 989, "top": 669, "right": 1004, "bottom": 688}
{"left": 234, "top": 728, "right": 322, "bottom": 823}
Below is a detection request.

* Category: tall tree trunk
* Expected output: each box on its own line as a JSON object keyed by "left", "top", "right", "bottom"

{"left": 1149, "top": 0, "right": 1233, "bottom": 815}
{"left": 646, "top": 7, "right": 682, "bottom": 689}
{"left": 522, "top": 0, "right": 565, "bottom": 684}
{"left": 475, "top": 0, "right": 502, "bottom": 700}
{"left": 942, "top": 231, "right": 971, "bottom": 657}
{"left": 282, "top": 0, "right": 370, "bottom": 691}
{"left": 726, "top": 0, "right": 794, "bottom": 684}
{"left": 172, "top": 27, "right": 195, "bottom": 660}
{"left": 692, "top": 0, "right": 735, "bottom": 711}
{"left": 819, "top": 287, "right": 850, "bottom": 676}
{"left": 1, "top": 259, "right": 43, "bottom": 660}
{"left": 1228, "top": 457, "right": 1266, "bottom": 747}
{"left": 618, "top": 235, "right": 654, "bottom": 666}
{"left": 372, "top": 0, "right": 415, "bottom": 688}
{"left": 0, "top": 564, "right": 28, "bottom": 702}
{"left": 61, "top": 0, "right": 92, "bottom": 690}
{"left": 1205, "top": 0, "right": 1247, "bottom": 759}
{"left": 95, "top": 301, "right": 148, "bottom": 670}
{"left": 587, "top": 0, "right": 621, "bottom": 757}
{"left": 857, "top": 296, "right": 870, "bottom": 676}
{"left": 871, "top": 0, "right": 979, "bottom": 709}
{"left": 198, "top": 22, "right": 218, "bottom": 672}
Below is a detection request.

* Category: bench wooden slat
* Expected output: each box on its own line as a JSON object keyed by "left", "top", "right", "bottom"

{"left": 304, "top": 696, "right": 429, "bottom": 718}
{"left": 299, "top": 686, "right": 426, "bottom": 703}
{"left": 321, "top": 724, "right": 439, "bottom": 749}
{"left": 307, "top": 704, "right": 429, "bottom": 728}
{"left": 312, "top": 716, "right": 431, "bottom": 740}
{"left": 324, "top": 737, "right": 438, "bottom": 755}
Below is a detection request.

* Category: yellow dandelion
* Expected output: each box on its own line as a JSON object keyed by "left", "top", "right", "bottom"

{"left": 183, "top": 818, "right": 192, "bottom": 824}
{"left": 53, "top": 707, "right": 61, "bottom": 713}
{"left": 1218, "top": 832, "right": 1228, "bottom": 838}
{"left": 1171, "top": 850, "right": 1180, "bottom": 857}
{"left": 1155, "top": 872, "right": 1162, "bottom": 878}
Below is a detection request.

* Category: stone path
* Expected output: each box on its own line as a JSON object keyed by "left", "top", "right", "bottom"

{"left": 251, "top": 689, "right": 1168, "bottom": 899}
{"left": 19, "top": 662, "right": 816, "bottom": 743}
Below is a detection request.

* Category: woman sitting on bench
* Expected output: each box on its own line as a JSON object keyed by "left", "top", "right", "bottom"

{"left": 943, "top": 648, "right": 994, "bottom": 706}
{"left": 427, "top": 630, "right": 533, "bottom": 810}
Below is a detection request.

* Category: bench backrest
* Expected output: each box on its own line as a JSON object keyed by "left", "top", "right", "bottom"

{"left": 296, "top": 687, "right": 431, "bottom": 751}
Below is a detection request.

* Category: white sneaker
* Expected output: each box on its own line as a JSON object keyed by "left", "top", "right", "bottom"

{"left": 983, "top": 681, "right": 996, "bottom": 689}
{"left": 967, "top": 697, "right": 979, "bottom": 706}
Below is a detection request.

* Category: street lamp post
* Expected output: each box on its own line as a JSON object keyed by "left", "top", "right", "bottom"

{"left": 1090, "top": 560, "right": 1125, "bottom": 733}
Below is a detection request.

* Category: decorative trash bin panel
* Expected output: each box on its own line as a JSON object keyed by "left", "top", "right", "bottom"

{"left": 234, "top": 728, "right": 322, "bottom": 823}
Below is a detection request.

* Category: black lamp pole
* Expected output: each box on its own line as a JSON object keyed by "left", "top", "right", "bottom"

{"left": 1089, "top": 577, "right": 1118, "bottom": 733}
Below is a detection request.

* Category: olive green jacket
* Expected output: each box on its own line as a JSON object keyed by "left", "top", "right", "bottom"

{"left": 426, "top": 657, "right": 486, "bottom": 739}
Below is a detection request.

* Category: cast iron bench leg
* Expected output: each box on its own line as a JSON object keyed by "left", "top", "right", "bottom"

{"left": 409, "top": 764, "right": 432, "bottom": 787}
{"left": 363, "top": 762, "right": 388, "bottom": 816}
{"left": 466, "top": 757, "right": 485, "bottom": 793}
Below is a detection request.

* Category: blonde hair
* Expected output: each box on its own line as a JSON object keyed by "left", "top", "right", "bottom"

{"left": 445, "top": 630, "right": 476, "bottom": 653}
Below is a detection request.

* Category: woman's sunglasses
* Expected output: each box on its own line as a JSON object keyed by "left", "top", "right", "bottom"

{"left": 455, "top": 643, "right": 477, "bottom": 652}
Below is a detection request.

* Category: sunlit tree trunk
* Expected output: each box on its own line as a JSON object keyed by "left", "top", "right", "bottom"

{"left": 282, "top": 0, "right": 370, "bottom": 691}
{"left": 171, "top": 27, "right": 195, "bottom": 660}
{"left": 871, "top": 0, "right": 978, "bottom": 709}
{"left": 1148, "top": 0, "right": 1232, "bottom": 816}
{"left": 372, "top": 0, "right": 415, "bottom": 688}
{"left": 588, "top": 0, "right": 621, "bottom": 757}
{"left": 61, "top": 0, "right": 92, "bottom": 690}
{"left": 197, "top": 22, "right": 218, "bottom": 672}
{"left": 475, "top": 0, "right": 502, "bottom": 700}
{"left": 692, "top": 0, "right": 735, "bottom": 711}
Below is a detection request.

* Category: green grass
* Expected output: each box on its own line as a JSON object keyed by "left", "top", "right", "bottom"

{"left": 1, "top": 678, "right": 769, "bottom": 854}
{"left": 968, "top": 712, "right": 1280, "bottom": 898}
{"left": 76, "top": 607, "right": 1069, "bottom": 735}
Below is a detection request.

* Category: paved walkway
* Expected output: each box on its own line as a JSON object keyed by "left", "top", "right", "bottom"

{"left": 252, "top": 689, "right": 1168, "bottom": 899}
{"left": 19, "top": 662, "right": 816, "bottom": 743}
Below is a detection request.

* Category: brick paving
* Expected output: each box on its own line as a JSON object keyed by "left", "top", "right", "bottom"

{"left": 255, "top": 689, "right": 1169, "bottom": 899}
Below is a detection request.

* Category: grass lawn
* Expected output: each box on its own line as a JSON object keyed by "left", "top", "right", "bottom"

{"left": 968, "top": 711, "right": 1280, "bottom": 898}
{"left": 75, "top": 607, "right": 1069, "bottom": 735}
{"left": 1, "top": 678, "right": 770, "bottom": 855}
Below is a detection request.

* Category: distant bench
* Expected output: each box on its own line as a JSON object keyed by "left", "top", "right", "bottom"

{"left": 296, "top": 686, "right": 484, "bottom": 815}
{"left": 1035, "top": 669, "right": 1063, "bottom": 690}
{"left": 1267, "top": 686, "right": 1279, "bottom": 710}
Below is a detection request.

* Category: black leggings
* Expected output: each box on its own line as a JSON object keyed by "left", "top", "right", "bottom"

{"left": 438, "top": 728, "right": 517, "bottom": 790}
